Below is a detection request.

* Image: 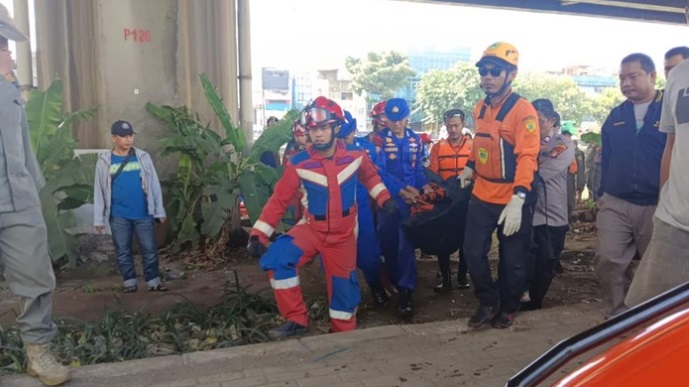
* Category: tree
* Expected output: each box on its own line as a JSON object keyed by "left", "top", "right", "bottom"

{"left": 513, "top": 73, "right": 592, "bottom": 124}
{"left": 581, "top": 87, "right": 625, "bottom": 126}
{"left": 415, "top": 62, "right": 482, "bottom": 125}
{"left": 345, "top": 51, "right": 416, "bottom": 100}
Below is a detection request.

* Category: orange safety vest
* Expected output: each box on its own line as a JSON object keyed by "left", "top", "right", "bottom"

{"left": 469, "top": 92, "right": 540, "bottom": 205}
{"left": 429, "top": 137, "right": 473, "bottom": 180}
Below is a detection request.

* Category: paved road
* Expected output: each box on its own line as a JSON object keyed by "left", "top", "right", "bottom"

{"left": 3, "top": 303, "right": 604, "bottom": 387}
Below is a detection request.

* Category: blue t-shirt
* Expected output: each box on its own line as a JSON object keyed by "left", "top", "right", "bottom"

{"left": 110, "top": 153, "right": 148, "bottom": 220}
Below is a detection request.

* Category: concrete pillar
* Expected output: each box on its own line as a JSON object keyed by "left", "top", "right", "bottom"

{"left": 12, "top": 0, "right": 32, "bottom": 91}
{"left": 238, "top": 0, "right": 253, "bottom": 148}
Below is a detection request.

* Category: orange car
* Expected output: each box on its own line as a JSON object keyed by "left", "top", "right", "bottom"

{"left": 508, "top": 282, "right": 689, "bottom": 386}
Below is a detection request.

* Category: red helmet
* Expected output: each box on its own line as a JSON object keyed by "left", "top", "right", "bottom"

{"left": 301, "top": 96, "right": 344, "bottom": 129}
{"left": 292, "top": 119, "right": 307, "bottom": 137}
{"left": 370, "top": 100, "right": 387, "bottom": 128}
{"left": 420, "top": 133, "right": 432, "bottom": 144}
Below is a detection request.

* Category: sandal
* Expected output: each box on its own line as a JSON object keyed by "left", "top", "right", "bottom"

{"left": 149, "top": 284, "right": 169, "bottom": 292}
{"left": 123, "top": 285, "right": 138, "bottom": 293}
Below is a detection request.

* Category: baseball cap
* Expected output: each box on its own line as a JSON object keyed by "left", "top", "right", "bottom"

{"left": 0, "top": 4, "right": 28, "bottom": 42}
{"left": 111, "top": 120, "right": 136, "bottom": 136}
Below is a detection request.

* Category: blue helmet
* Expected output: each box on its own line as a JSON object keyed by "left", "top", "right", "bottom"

{"left": 338, "top": 110, "right": 357, "bottom": 138}
{"left": 384, "top": 98, "right": 410, "bottom": 121}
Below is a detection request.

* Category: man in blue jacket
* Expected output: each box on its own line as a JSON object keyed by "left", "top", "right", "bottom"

{"left": 373, "top": 98, "right": 431, "bottom": 318}
{"left": 595, "top": 53, "right": 666, "bottom": 318}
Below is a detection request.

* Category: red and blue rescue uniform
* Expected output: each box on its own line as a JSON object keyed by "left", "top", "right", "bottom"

{"left": 250, "top": 140, "right": 391, "bottom": 332}
{"left": 373, "top": 128, "right": 427, "bottom": 291}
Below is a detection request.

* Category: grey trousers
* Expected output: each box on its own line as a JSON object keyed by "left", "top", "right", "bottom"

{"left": 0, "top": 206, "right": 58, "bottom": 344}
{"left": 595, "top": 194, "right": 655, "bottom": 317}
{"left": 626, "top": 217, "right": 689, "bottom": 308}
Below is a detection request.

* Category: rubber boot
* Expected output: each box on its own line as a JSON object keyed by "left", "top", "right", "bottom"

{"left": 398, "top": 289, "right": 413, "bottom": 319}
{"left": 457, "top": 256, "right": 470, "bottom": 289}
{"left": 367, "top": 280, "right": 389, "bottom": 306}
{"left": 434, "top": 254, "right": 453, "bottom": 293}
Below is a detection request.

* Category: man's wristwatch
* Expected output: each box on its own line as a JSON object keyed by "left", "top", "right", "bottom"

{"left": 514, "top": 187, "right": 527, "bottom": 200}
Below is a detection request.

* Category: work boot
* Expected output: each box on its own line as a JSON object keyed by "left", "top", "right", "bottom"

{"left": 268, "top": 321, "right": 308, "bottom": 339}
{"left": 434, "top": 273, "right": 453, "bottom": 293}
{"left": 368, "top": 281, "right": 389, "bottom": 306}
{"left": 457, "top": 270, "right": 470, "bottom": 289}
{"left": 25, "top": 343, "right": 70, "bottom": 386}
{"left": 492, "top": 312, "right": 515, "bottom": 329}
{"left": 434, "top": 255, "right": 453, "bottom": 293}
{"left": 398, "top": 289, "right": 413, "bottom": 319}
{"left": 468, "top": 305, "right": 498, "bottom": 329}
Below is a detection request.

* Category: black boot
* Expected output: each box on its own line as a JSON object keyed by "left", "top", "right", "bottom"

{"left": 398, "top": 289, "right": 413, "bottom": 319}
{"left": 434, "top": 255, "right": 453, "bottom": 293}
{"left": 368, "top": 281, "right": 389, "bottom": 306}
{"left": 269, "top": 321, "right": 308, "bottom": 339}
{"left": 457, "top": 251, "right": 471, "bottom": 289}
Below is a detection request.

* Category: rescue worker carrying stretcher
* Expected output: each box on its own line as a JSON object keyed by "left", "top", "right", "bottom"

{"left": 458, "top": 42, "right": 540, "bottom": 329}
{"left": 427, "top": 109, "right": 473, "bottom": 291}
{"left": 373, "top": 98, "right": 432, "bottom": 319}
{"left": 248, "top": 97, "right": 399, "bottom": 339}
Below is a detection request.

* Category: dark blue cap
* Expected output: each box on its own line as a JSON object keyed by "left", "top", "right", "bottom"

{"left": 111, "top": 120, "right": 136, "bottom": 136}
{"left": 384, "top": 98, "right": 410, "bottom": 122}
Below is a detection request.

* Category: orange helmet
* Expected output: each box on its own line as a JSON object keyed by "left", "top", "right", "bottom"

{"left": 476, "top": 42, "right": 519, "bottom": 68}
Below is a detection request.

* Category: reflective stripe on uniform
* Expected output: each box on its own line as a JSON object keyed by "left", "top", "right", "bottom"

{"left": 329, "top": 308, "right": 355, "bottom": 320}
{"left": 270, "top": 276, "right": 300, "bottom": 289}
{"left": 296, "top": 168, "right": 328, "bottom": 187}
{"left": 369, "top": 183, "right": 386, "bottom": 199}
{"left": 254, "top": 220, "right": 274, "bottom": 237}
{"left": 337, "top": 156, "right": 363, "bottom": 184}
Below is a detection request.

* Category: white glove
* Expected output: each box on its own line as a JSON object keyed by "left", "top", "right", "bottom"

{"left": 458, "top": 166, "right": 474, "bottom": 189}
{"left": 498, "top": 194, "right": 525, "bottom": 237}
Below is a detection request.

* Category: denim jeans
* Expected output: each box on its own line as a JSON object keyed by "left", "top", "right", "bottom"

{"left": 109, "top": 217, "right": 161, "bottom": 287}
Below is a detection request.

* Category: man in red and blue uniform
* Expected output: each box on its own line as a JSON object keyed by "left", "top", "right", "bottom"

{"left": 373, "top": 98, "right": 430, "bottom": 318}
{"left": 248, "top": 97, "right": 398, "bottom": 338}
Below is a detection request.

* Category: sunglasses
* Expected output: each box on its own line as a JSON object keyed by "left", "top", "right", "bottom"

{"left": 478, "top": 66, "right": 505, "bottom": 77}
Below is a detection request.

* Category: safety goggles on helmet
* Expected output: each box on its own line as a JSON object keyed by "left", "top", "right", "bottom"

{"left": 443, "top": 109, "right": 465, "bottom": 121}
{"left": 300, "top": 107, "right": 339, "bottom": 127}
{"left": 478, "top": 66, "right": 505, "bottom": 77}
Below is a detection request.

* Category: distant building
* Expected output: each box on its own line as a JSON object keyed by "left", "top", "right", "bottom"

{"left": 559, "top": 65, "right": 617, "bottom": 95}
{"left": 261, "top": 68, "right": 291, "bottom": 124}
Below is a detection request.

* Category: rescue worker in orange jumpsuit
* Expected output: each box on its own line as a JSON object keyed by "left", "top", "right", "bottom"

{"left": 458, "top": 42, "right": 540, "bottom": 329}
{"left": 428, "top": 109, "right": 473, "bottom": 291}
{"left": 247, "top": 97, "right": 398, "bottom": 338}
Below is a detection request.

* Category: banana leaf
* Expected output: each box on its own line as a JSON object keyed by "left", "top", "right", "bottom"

{"left": 238, "top": 171, "right": 272, "bottom": 225}
{"left": 248, "top": 110, "right": 298, "bottom": 163}
{"left": 200, "top": 73, "right": 245, "bottom": 154}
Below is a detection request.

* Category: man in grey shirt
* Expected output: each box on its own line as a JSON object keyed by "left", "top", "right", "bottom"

{"left": 626, "top": 56, "right": 689, "bottom": 307}
{"left": 0, "top": 4, "right": 70, "bottom": 386}
{"left": 522, "top": 99, "right": 574, "bottom": 311}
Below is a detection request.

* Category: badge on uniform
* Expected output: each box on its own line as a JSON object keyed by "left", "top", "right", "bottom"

{"left": 389, "top": 154, "right": 397, "bottom": 160}
{"left": 386, "top": 137, "right": 393, "bottom": 143}
{"left": 478, "top": 147, "right": 489, "bottom": 164}
{"left": 549, "top": 144, "right": 568, "bottom": 158}
{"left": 523, "top": 116, "right": 537, "bottom": 133}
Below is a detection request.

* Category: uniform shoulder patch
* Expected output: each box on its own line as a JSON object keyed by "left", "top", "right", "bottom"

{"left": 549, "top": 144, "right": 568, "bottom": 158}
{"left": 523, "top": 115, "right": 537, "bottom": 133}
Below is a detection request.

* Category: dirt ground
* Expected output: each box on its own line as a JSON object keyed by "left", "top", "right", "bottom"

{"left": 0, "top": 221, "right": 602, "bottom": 332}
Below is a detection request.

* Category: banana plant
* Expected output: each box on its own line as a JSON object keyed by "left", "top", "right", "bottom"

{"left": 26, "top": 79, "right": 98, "bottom": 266}
{"left": 147, "top": 73, "right": 296, "bottom": 251}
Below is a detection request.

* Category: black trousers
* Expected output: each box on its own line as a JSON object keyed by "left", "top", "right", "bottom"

{"left": 463, "top": 196, "right": 533, "bottom": 314}
{"left": 526, "top": 225, "right": 569, "bottom": 306}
